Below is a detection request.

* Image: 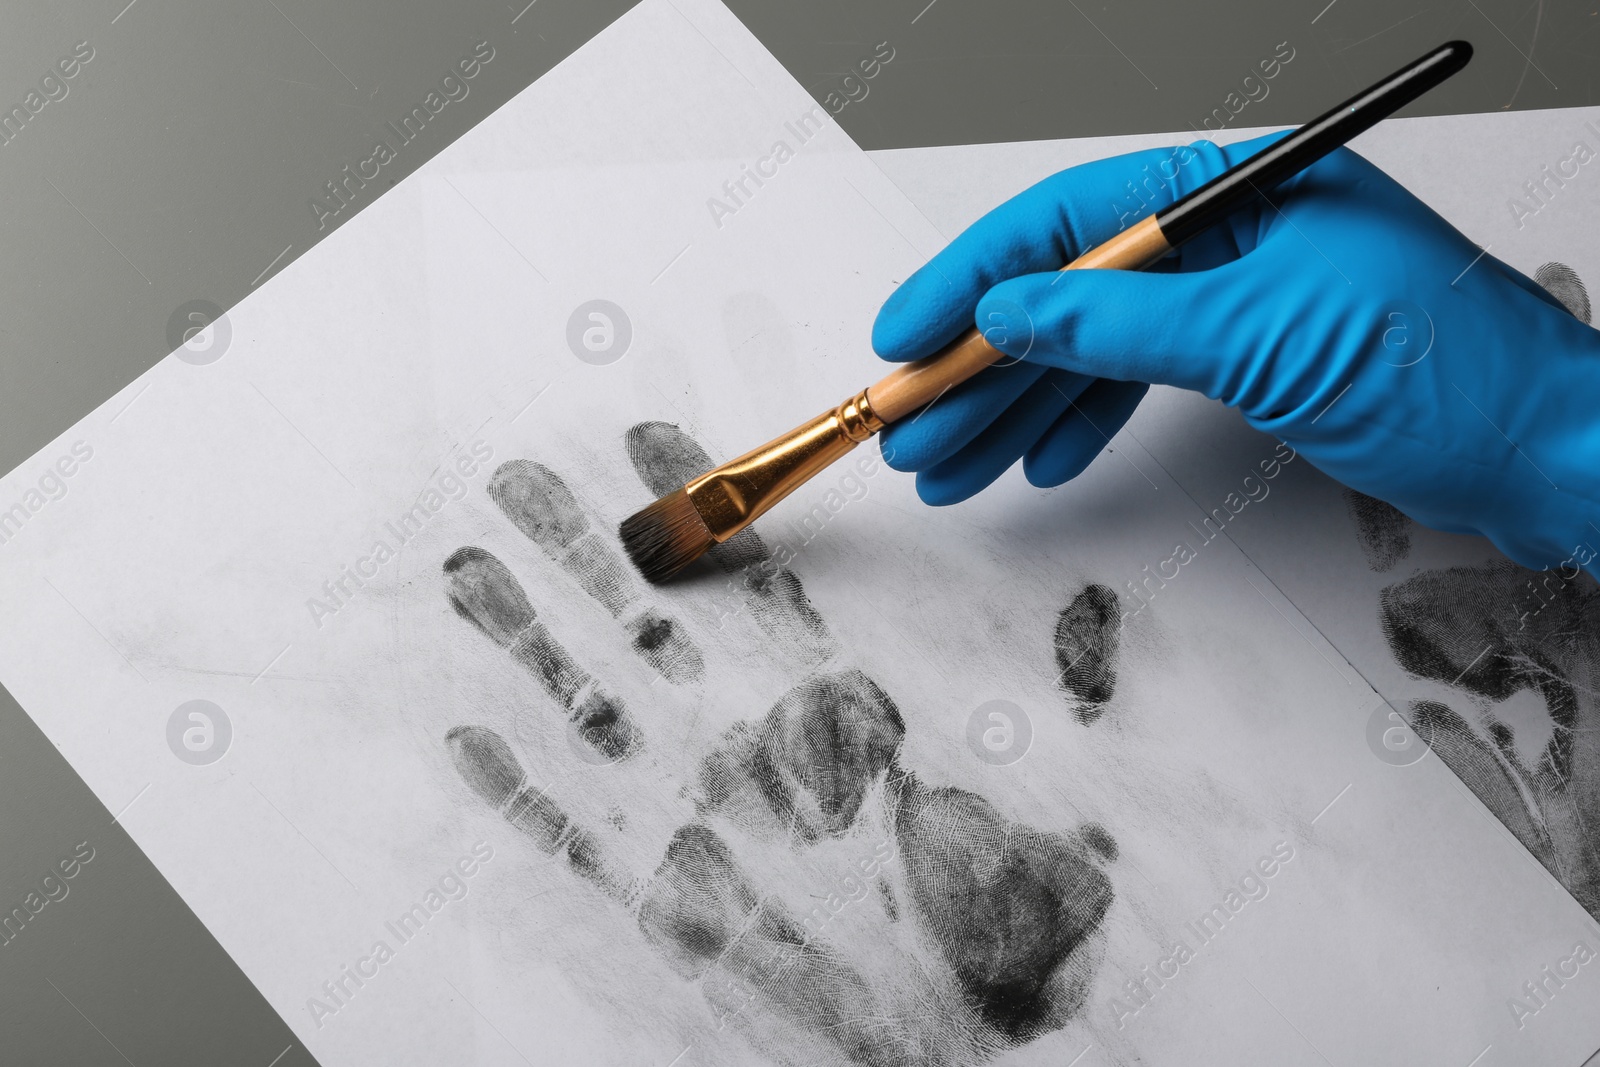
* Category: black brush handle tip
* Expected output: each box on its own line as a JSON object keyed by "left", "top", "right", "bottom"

{"left": 1156, "top": 40, "right": 1473, "bottom": 247}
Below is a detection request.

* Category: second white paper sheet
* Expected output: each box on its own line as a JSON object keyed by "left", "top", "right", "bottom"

{"left": 0, "top": 4, "right": 1596, "bottom": 1066}
{"left": 875, "top": 101, "right": 1600, "bottom": 1063}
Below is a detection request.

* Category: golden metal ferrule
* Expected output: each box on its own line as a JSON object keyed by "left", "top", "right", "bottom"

{"left": 838, "top": 388, "right": 885, "bottom": 442}
{"left": 685, "top": 388, "right": 883, "bottom": 543}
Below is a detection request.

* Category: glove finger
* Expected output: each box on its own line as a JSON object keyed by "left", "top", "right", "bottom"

{"left": 1023, "top": 379, "right": 1150, "bottom": 487}
{"left": 913, "top": 370, "right": 1092, "bottom": 506}
{"left": 879, "top": 360, "right": 1048, "bottom": 472}
{"left": 977, "top": 263, "right": 1275, "bottom": 404}
{"left": 871, "top": 134, "right": 1285, "bottom": 364}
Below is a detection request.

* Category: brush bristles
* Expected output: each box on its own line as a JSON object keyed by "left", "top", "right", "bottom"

{"left": 619, "top": 488, "right": 715, "bottom": 584}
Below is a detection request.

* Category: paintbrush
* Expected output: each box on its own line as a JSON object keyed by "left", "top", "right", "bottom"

{"left": 621, "top": 40, "right": 1473, "bottom": 583}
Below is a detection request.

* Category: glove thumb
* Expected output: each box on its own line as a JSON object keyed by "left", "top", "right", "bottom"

{"left": 975, "top": 263, "right": 1274, "bottom": 405}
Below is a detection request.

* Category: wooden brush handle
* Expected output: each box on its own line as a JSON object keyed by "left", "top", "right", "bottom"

{"left": 865, "top": 215, "right": 1172, "bottom": 423}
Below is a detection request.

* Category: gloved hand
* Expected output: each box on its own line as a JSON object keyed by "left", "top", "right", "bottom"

{"left": 872, "top": 131, "right": 1600, "bottom": 572}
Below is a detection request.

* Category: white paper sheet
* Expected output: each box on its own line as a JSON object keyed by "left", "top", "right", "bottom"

{"left": 1, "top": 4, "right": 1597, "bottom": 1064}
{"left": 874, "top": 103, "right": 1600, "bottom": 1062}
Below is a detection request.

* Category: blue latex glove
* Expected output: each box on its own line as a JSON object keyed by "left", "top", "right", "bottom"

{"left": 872, "top": 132, "right": 1600, "bottom": 571}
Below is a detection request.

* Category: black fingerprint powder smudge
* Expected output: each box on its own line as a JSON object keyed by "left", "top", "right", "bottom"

{"left": 1344, "top": 490, "right": 1412, "bottom": 572}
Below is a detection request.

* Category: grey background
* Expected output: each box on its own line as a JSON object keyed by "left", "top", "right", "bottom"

{"left": 0, "top": 0, "right": 1594, "bottom": 1062}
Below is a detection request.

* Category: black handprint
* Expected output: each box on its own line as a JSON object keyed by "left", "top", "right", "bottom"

{"left": 440, "top": 422, "right": 1119, "bottom": 1065}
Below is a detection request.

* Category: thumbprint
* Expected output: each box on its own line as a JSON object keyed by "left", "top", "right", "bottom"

{"left": 1054, "top": 584, "right": 1120, "bottom": 722}
{"left": 1534, "top": 262, "right": 1592, "bottom": 324}
{"left": 1343, "top": 490, "right": 1412, "bottom": 572}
